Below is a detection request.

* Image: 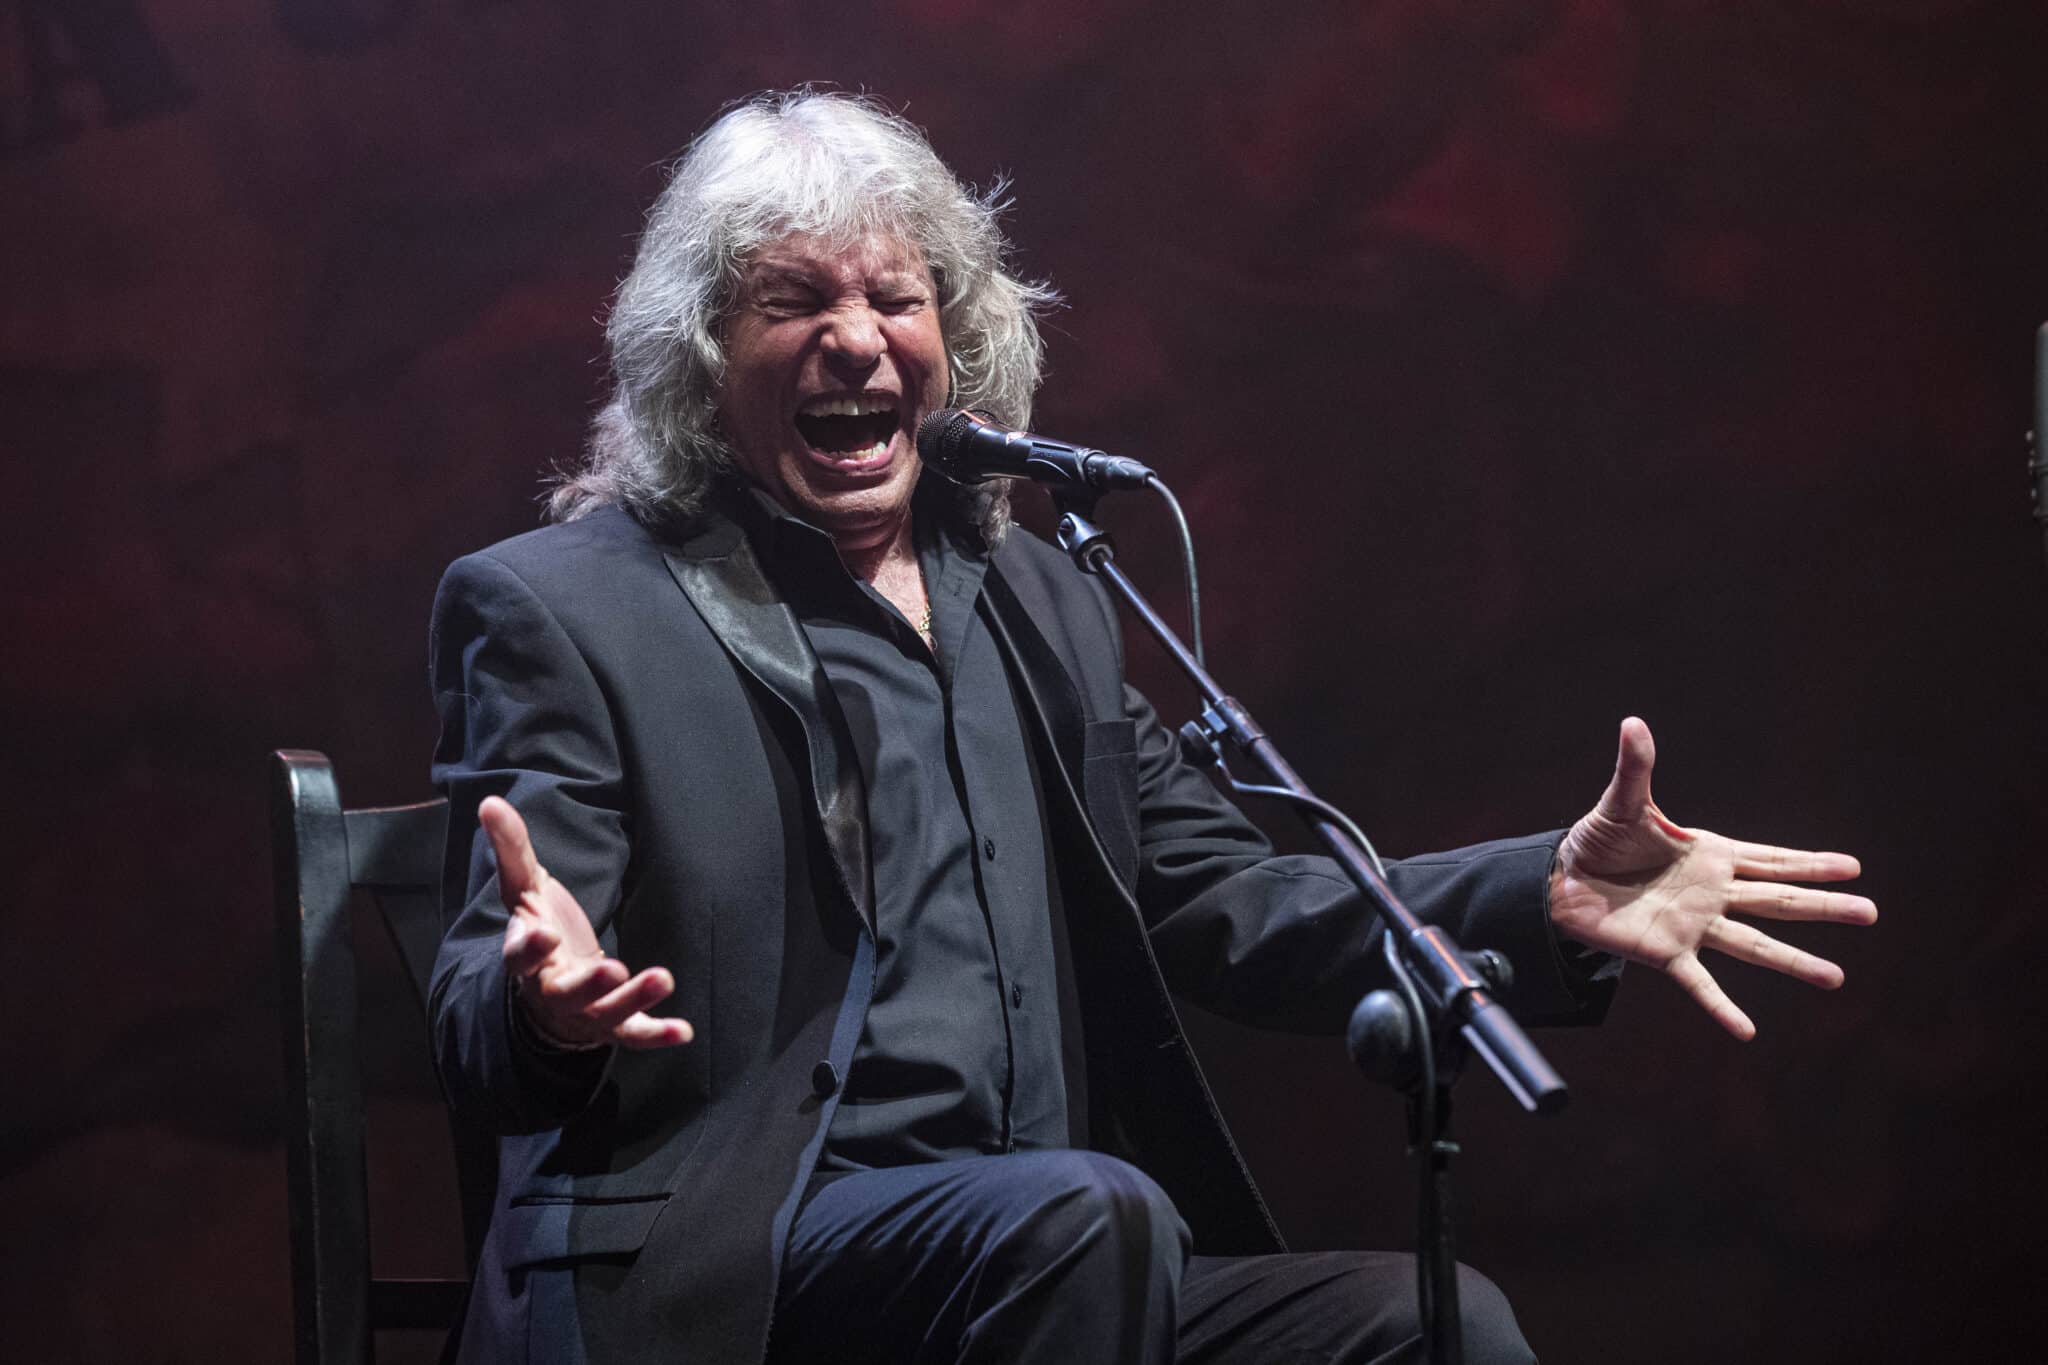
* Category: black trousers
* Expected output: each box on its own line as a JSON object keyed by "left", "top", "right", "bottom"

{"left": 769, "top": 1151, "right": 1535, "bottom": 1365}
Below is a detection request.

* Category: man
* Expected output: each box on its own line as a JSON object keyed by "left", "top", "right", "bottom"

{"left": 429, "top": 91, "right": 1874, "bottom": 1364}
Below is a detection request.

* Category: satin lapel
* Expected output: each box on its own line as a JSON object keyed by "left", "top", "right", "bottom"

{"left": 661, "top": 515, "right": 874, "bottom": 933}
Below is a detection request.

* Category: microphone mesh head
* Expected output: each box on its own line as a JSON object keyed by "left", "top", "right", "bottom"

{"left": 916, "top": 408, "right": 982, "bottom": 478}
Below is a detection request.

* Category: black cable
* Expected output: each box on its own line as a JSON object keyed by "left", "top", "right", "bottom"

{"left": 1146, "top": 513, "right": 1464, "bottom": 1359}
{"left": 1217, "top": 777, "right": 1391, "bottom": 880}
{"left": 1144, "top": 474, "right": 1204, "bottom": 669}
{"left": 1232, "top": 769, "right": 1446, "bottom": 1356}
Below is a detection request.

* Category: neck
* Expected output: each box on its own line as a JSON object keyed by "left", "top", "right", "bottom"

{"left": 833, "top": 510, "right": 916, "bottom": 585}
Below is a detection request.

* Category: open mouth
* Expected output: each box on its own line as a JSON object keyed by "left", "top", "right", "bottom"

{"left": 794, "top": 393, "right": 900, "bottom": 461}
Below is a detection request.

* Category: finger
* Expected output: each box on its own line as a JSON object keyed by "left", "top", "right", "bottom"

{"left": 1724, "top": 880, "right": 1878, "bottom": 924}
{"left": 521, "top": 892, "right": 608, "bottom": 976}
{"left": 1704, "top": 919, "right": 1845, "bottom": 990}
{"left": 1595, "top": 716, "right": 1658, "bottom": 822}
{"left": 480, "top": 796, "right": 547, "bottom": 907}
{"left": 502, "top": 917, "right": 562, "bottom": 978}
{"left": 536, "top": 954, "right": 632, "bottom": 1012}
{"left": 1728, "top": 843, "right": 1861, "bottom": 883}
{"left": 1667, "top": 953, "right": 1756, "bottom": 1040}
{"left": 584, "top": 967, "right": 677, "bottom": 1031}
{"left": 614, "top": 1013, "right": 695, "bottom": 1050}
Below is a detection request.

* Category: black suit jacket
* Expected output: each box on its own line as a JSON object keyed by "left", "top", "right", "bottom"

{"left": 428, "top": 495, "right": 1611, "bottom": 1365}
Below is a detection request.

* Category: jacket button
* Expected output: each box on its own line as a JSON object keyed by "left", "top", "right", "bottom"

{"left": 811, "top": 1060, "right": 841, "bottom": 1097}
{"left": 982, "top": 836, "right": 997, "bottom": 860}
{"left": 1010, "top": 982, "right": 1024, "bottom": 1008}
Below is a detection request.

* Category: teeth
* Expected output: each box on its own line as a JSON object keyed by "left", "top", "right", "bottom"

{"left": 799, "top": 394, "right": 897, "bottom": 417}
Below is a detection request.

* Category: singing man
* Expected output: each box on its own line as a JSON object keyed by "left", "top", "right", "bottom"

{"left": 427, "top": 89, "right": 1875, "bottom": 1364}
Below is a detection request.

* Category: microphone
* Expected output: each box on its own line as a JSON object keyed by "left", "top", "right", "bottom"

{"left": 916, "top": 409, "right": 1155, "bottom": 492}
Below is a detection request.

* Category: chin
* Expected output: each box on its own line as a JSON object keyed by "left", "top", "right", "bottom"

{"left": 790, "top": 471, "right": 919, "bottom": 544}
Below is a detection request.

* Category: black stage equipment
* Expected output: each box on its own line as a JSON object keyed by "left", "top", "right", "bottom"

{"left": 1014, "top": 442, "right": 1568, "bottom": 1365}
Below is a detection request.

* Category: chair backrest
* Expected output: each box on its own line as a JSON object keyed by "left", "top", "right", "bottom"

{"left": 271, "top": 749, "right": 494, "bottom": 1364}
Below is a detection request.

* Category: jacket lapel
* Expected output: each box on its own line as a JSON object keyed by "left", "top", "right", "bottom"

{"left": 660, "top": 509, "right": 875, "bottom": 934}
{"left": 980, "top": 563, "right": 1122, "bottom": 886}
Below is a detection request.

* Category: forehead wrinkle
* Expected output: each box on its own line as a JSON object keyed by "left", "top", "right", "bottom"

{"left": 745, "top": 232, "right": 930, "bottom": 288}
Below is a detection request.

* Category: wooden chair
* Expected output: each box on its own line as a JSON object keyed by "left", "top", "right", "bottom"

{"left": 271, "top": 749, "right": 494, "bottom": 1364}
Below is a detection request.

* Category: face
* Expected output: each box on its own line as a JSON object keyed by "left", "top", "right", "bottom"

{"left": 718, "top": 232, "right": 949, "bottom": 551}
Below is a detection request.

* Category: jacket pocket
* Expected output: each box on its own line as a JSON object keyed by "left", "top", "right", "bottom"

{"left": 499, "top": 1193, "right": 670, "bottom": 1268}
{"left": 1083, "top": 718, "right": 1140, "bottom": 890}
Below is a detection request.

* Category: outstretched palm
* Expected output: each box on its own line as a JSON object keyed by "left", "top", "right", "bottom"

{"left": 481, "top": 796, "right": 694, "bottom": 1051}
{"left": 1549, "top": 718, "right": 1876, "bottom": 1039}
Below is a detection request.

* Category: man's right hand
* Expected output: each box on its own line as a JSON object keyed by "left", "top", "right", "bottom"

{"left": 480, "top": 796, "right": 694, "bottom": 1051}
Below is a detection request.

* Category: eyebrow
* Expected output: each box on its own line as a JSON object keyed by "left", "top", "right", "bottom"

{"left": 748, "top": 267, "right": 821, "bottom": 291}
{"left": 746, "top": 262, "right": 930, "bottom": 294}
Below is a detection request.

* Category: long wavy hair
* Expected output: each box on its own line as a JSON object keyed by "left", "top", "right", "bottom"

{"left": 550, "top": 89, "right": 1059, "bottom": 543}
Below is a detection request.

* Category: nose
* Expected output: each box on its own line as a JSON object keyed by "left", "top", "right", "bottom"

{"left": 820, "top": 302, "right": 884, "bottom": 370}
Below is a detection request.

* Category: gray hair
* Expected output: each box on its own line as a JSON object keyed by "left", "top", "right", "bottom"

{"left": 550, "top": 89, "right": 1059, "bottom": 542}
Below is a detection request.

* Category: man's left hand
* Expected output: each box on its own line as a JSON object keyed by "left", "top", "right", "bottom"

{"left": 1549, "top": 716, "right": 1877, "bottom": 1039}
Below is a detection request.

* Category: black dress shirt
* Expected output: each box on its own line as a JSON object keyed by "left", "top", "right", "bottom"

{"left": 745, "top": 488, "right": 1071, "bottom": 1169}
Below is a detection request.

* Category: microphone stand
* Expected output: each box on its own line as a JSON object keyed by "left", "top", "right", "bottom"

{"left": 1049, "top": 497, "right": 1568, "bottom": 1365}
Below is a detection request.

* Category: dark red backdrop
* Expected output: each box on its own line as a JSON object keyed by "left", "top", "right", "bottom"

{"left": 5, "top": 2, "right": 2046, "bottom": 1360}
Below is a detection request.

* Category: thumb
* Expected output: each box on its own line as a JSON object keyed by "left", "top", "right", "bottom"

{"left": 1595, "top": 716, "right": 1657, "bottom": 823}
{"left": 480, "top": 796, "right": 545, "bottom": 908}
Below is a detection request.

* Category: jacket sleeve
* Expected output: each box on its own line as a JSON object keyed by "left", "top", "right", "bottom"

{"left": 426, "top": 550, "right": 627, "bottom": 1134}
{"left": 1128, "top": 681, "right": 1619, "bottom": 1034}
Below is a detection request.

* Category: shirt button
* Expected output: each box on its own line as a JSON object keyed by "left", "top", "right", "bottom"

{"left": 810, "top": 1060, "right": 841, "bottom": 1097}
{"left": 982, "top": 836, "right": 997, "bottom": 861}
{"left": 1010, "top": 982, "right": 1024, "bottom": 1008}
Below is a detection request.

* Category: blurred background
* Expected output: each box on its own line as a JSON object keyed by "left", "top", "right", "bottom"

{"left": 4, "top": 1, "right": 2045, "bottom": 1359}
